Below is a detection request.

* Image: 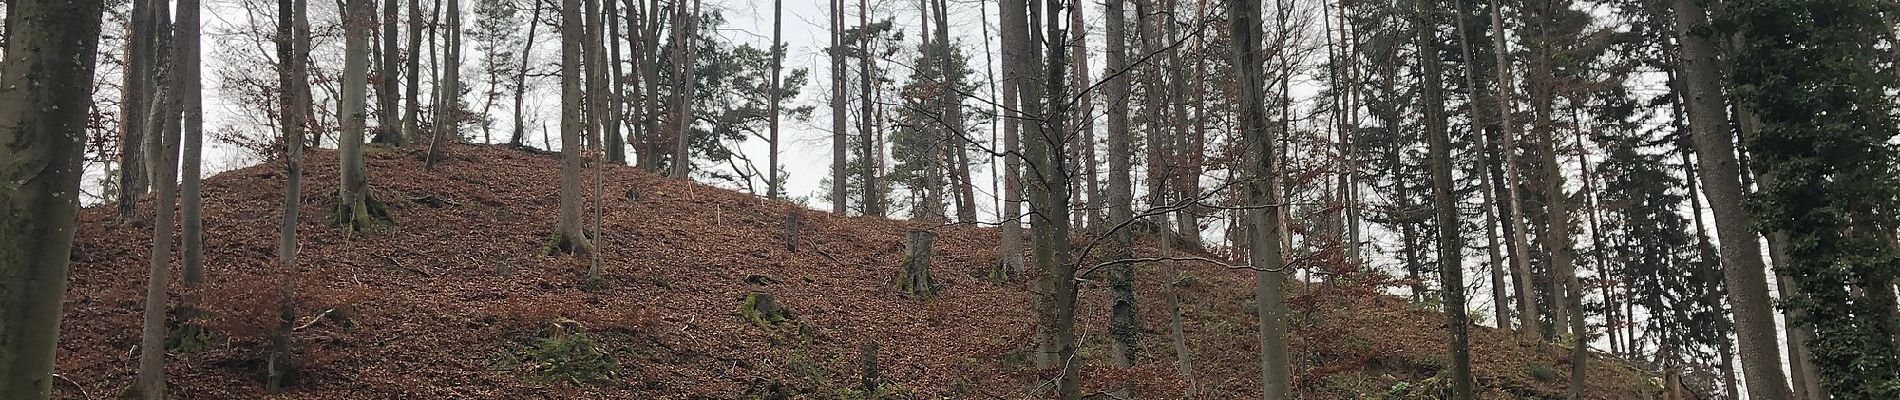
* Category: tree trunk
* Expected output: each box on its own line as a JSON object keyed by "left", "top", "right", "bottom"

{"left": 1232, "top": 0, "right": 1291, "bottom": 395}
{"left": 375, "top": 0, "right": 401, "bottom": 144}
{"left": 1415, "top": 0, "right": 1473, "bottom": 396}
{"left": 425, "top": 0, "right": 460, "bottom": 169}
{"left": 266, "top": 0, "right": 308, "bottom": 391}
{"left": 1103, "top": 0, "right": 1138, "bottom": 373}
{"left": 177, "top": 0, "right": 207, "bottom": 350}
{"left": 666, "top": 0, "right": 696, "bottom": 179}
{"left": 1450, "top": 0, "right": 1511, "bottom": 332}
{"left": 339, "top": 0, "right": 386, "bottom": 232}
{"left": 1671, "top": 0, "right": 1794, "bottom": 397}
{"left": 401, "top": 0, "right": 423, "bottom": 145}
{"left": 117, "top": 0, "right": 155, "bottom": 219}
{"left": 510, "top": 1, "right": 541, "bottom": 146}
{"left": 897, "top": 230, "right": 938, "bottom": 297}
{"left": 859, "top": 0, "right": 882, "bottom": 217}
{"left": 1068, "top": 0, "right": 1100, "bottom": 231}
{"left": 556, "top": 0, "right": 594, "bottom": 255}
{"left": 829, "top": 0, "right": 846, "bottom": 213}
{"left": 994, "top": 0, "right": 1025, "bottom": 278}
{"left": 1008, "top": 0, "right": 1078, "bottom": 395}
{"left": 135, "top": 1, "right": 180, "bottom": 396}
{"left": 1488, "top": 0, "right": 1541, "bottom": 341}
{"left": 766, "top": 0, "right": 782, "bottom": 198}
{"left": 583, "top": 0, "right": 606, "bottom": 152}
{"left": 603, "top": 0, "right": 625, "bottom": 163}
{"left": 0, "top": 1, "right": 104, "bottom": 396}
{"left": 1527, "top": 33, "right": 1589, "bottom": 394}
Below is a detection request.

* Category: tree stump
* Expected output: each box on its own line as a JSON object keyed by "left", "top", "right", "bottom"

{"left": 782, "top": 209, "right": 802, "bottom": 252}
{"left": 896, "top": 230, "right": 938, "bottom": 298}
{"left": 859, "top": 342, "right": 880, "bottom": 393}
{"left": 740, "top": 291, "right": 790, "bottom": 326}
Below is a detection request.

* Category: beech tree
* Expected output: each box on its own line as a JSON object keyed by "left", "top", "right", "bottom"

{"left": 134, "top": 0, "right": 179, "bottom": 395}
{"left": 1231, "top": 0, "right": 1292, "bottom": 395}
{"left": 0, "top": 0, "right": 105, "bottom": 397}
{"left": 267, "top": 0, "right": 311, "bottom": 391}
{"left": 555, "top": 0, "right": 593, "bottom": 255}
{"left": 339, "top": 0, "right": 392, "bottom": 231}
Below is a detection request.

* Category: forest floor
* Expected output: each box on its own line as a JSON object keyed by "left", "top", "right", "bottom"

{"left": 57, "top": 144, "right": 1668, "bottom": 399}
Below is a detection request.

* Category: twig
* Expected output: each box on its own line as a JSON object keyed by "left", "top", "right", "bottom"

{"left": 53, "top": 373, "right": 91, "bottom": 400}
{"left": 294, "top": 308, "right": 336, "bottom": 331}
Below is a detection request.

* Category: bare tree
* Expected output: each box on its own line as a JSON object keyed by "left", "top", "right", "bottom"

{"left": 339, "top": 0, "right": 389, "bottom": 231}
{"left": 993, "top": 0, "right": 1025, "bottom": 278}
{"left": 177, "top": 0, "right": 208, "bottom": 351}
{"left": 666, "top": 0, "right": 698, "bottom": 179}
{"left": 0, "top": 0, "right": 105, "bottom": 397}
{"left": 266, "top": 0, "right": 310, "bottom": 392}
{"left": 375, "top": 0, "right": 401, "bottom": 144}
{"left": 766, "top": 0, "right": 782, "bottom": 198}
{"left": 1231, "top": 0, "right": 1291, "bottom": 395}
{"left": 117, "top": 0, "right": 156, "bottom": 219}
{"left": 510, "top": 0, "right": 543, "bottom": 146}
{"left": 557, "top": 0, "right": 595, "bottom": 254}
{"left": 401, "top": 0, "right": 424, "bottom": 145}
{"left": 134, "top": 0, "right": 180, "bottom": 395}
{"left": 830, "top": 0, "right": 847, "bottom": 213}
{"left": 426, "top": 0, "right": 463, "bottom": 168}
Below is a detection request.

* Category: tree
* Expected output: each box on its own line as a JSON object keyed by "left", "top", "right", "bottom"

{"left": 426, "top": 0, "right": 463, "bottom": 168}
{"left": 1232, "top": 0, "right": 1292, "bottom": 396}
{"left": 402, "top": 0, "right": 424, "bottom": 145}
{"left": 1667, "top": 0, "right": 1796, "bottom": 397}
{"left": 1416, "top": 0, "right": 1473, "bottom": 395}
{"left": 339, "top": 0, "right": 392, "bottom": 232}
{"left": 0, "top": 0, "right": 105, "bottom": 397}
{"left": 858, "top": 0, "right": 883, "bottom": 217}
{"left": 889, "top": 40, "right": 978, "bottom": 220}
{"left": 376, "top": 0, "right": 402, "bottom": 144}
{"left": 509, "top": 0, "right": 543, "bottom": 146}
{"left": 993, "top": 0, "right": 1026, "bottom": 279}
{"left": 176, "top": 0, "right": 208, "bottom": 351}
{"left": 933, "top": 0, "right": 975, "bottom": 223}
{"left": 766, "top": 0, "right": 782, "bottom": 199}
{"left": 829, "top": 0, "right": 847, "bottom": 213}
{"left": 1724, "top": 0, "right": 1900, "bottom": 393}
{"left": 472, "top": 0, "right": 523, "bottom": 144}
{"left": 116, "top": 0, "right": 156, "bottom": 219}
{"left": 667, "top": 0, "right": 699, "bottom": 179}
{"left": 555, "top": 0, "right": 594, "bottom": 255}
{"left": 1102, "top": 0, "right": 1140, "bottom": 384}
{"left": 134, "top": 0, "right": 180, "bottom": 395}
{"left": 267, "top": 0, "right": 310, "bottom": 391}
{"left": 1486, "top": 0, "right": 1540, "bottom": 340}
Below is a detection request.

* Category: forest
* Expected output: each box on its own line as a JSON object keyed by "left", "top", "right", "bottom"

{"left": 1, "top": 0, "right": 1898, "bottom": 398}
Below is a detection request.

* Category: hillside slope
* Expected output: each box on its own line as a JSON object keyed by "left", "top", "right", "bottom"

{"left": 56, "top": 144, "right": 1664, "bottom": 399}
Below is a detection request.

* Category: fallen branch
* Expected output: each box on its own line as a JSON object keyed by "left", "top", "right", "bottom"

{"left": 53, "top": 373, "right": 91, "bottom": 400}
{"left": 294, "top": 308, "right": 336, "bottom": 331}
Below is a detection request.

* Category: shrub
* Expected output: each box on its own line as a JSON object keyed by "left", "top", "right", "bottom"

{"left": 523, "top": 318, "right": 620, "bottom": 385}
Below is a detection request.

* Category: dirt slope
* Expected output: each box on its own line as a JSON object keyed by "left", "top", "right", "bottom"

{"left": 54, "top": 144, "right": 1665, "bottom": 399}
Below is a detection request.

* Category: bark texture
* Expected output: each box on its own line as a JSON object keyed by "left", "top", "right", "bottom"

{"left": 0, "top": 1, "right": 104, "bottom": 396}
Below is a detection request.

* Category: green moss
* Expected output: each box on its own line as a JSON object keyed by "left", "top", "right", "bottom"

{"left": 740, "top": 292, "right": 792, "bottom": 327}
{"left": 331, "top": 189, "right": 394, "bottom": 232}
